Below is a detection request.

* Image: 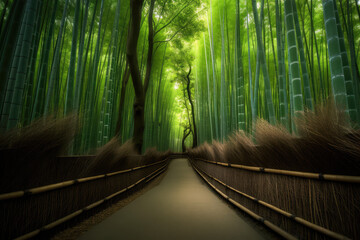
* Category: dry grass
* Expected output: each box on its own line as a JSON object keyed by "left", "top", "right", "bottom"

{"left": 188, "top": 142, "right": 216, "bottom": 161}
{"left": 84, "top": 138, "right": 137, "bottom": 176}
{"left": 254, "top": 119, "right": 302, "bottom": 170}
{"left": 294, "top": 101, "right": 360, "bottom": 174}
{"left": 211, "top": 140, "right": 226, "bottom": 162}
{"left": 296, "top": 100, "right": 351, "bottom": 146}
{"left": 0, "top": 115, "right": 77, "bottom": 192}
{"left": 189, "top": 101, "right": 360, "bottom": 239}
{"left": 143, "top": 147, "right": 163, "bottom": 163}
{"left": 0, "top": 117, "right": 171, "bottom": 239}
{"left": 224, "top": 130, "right": 258, "bottom": 165}
{"left": 190, "top": 101, "right": 360, "bottom": 174}
{"left": 0, "top": 115, "right": 76, "bottom": 154}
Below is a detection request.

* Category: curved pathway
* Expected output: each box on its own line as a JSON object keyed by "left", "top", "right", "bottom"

{"left": 78, "top": 158, "right": 265, "bottom": 240}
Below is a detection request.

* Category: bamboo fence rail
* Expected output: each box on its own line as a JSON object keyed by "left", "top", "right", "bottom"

{"left": 190, "top": 161, "right": 297, "bottom": 240}
{"left": 190, "top": 159, "right": 351, "bottom": 240}
{"left": 192, "top": 157, "right": 360, "bottom": 183}
{"left": 0, "top": 159, "right": 169, "bottom": 201}
{"left": 14, "top": 164, "right": 168, "bottom": 240}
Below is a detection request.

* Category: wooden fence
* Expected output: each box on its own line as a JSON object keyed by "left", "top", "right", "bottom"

{"left": 190, "top": 157, "right": 359, "bottom": 239}
{"left": 0, "top": 156, "right": 170, "bottom": 239}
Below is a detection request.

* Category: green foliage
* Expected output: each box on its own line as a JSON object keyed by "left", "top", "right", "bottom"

{"left": 0, "top": 0, "right": 359, "bottom": 152}
{"left": 193, "top": 0, "right": 360, "bottom": 145}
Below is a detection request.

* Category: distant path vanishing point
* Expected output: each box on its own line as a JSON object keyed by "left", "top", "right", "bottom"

{"left": 78, "top": 158, "right": 266, "bottom": 240}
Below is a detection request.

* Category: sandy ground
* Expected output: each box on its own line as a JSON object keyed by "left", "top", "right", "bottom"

{"left": 51, "top": 169, "right": 166, "bottom": 240}
{"left": 77, "top": 159, "right": 267, "bottom": 240}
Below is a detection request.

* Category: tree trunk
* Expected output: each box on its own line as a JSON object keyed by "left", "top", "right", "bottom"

{"left": 127, "top": 0, "right": 145, "bottom": 153}
{"left": 186, "top": 67, "right": 197, "bottom": 148}
{"left": 182, "top": 128, "right": 191, "bottom": 153}
{"left": 144, "top": 0, "right": 155, "bottom": 94}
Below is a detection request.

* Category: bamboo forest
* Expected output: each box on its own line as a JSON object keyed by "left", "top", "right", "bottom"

{"left": 1, "top": 0, "right": 360, "bottom": 152}
{"left": 1, "top": 0, "right": 360, "bottom": 239}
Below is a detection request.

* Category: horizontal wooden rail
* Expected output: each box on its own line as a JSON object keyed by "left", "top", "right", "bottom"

{"left": 190, "top": 162, "right": 297, "bottom": 240}
{"left": 0, "top": 159, "right": 169, "bottom": 201}
{"left": 14, "top": 163, "right": 168, "bottom": 240}
{"left": 192, "top": 157, "right": 360, "bottom": 183}
{"left": 191, "top": 160, "right": 351, "bottom": 240}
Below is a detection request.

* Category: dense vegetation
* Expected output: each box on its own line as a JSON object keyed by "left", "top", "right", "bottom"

{"left": 0, "top": 0, "right": 359, "bottom": 153}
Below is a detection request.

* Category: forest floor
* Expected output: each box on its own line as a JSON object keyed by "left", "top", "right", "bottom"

{"left": 75, "top": 159, "right": 273, "bottom": 240}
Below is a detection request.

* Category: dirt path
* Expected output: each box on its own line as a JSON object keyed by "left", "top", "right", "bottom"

{"left": 77, "top": 158, "right": 266, "bottom": 240}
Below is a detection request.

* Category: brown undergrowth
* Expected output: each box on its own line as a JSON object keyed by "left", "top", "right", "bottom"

{"left": 84, "top": 139, "right": 137, "bottom": 176}
{"left": 188, "top": 101, "right": 360, "bottom": 239}
{"left": 189, "top": 101, "right": 360, "bottom": 174}
{"left": 0, "top": 117, "right": 170, "bottom": 239}
{"left": 0, "top": 115, "right": 77, "bottom": 192}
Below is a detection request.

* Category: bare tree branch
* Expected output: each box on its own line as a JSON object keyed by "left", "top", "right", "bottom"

{"left": 154, "top": 2, "right": 190, "bottom": 36}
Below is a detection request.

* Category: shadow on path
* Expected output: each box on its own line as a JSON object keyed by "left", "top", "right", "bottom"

{"left": 78, "top": 158, "right": 265, "bottom": 240}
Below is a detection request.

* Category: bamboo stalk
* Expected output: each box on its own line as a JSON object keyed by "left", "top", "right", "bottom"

{"left": 251, "top": 0, "right": 276, "bottom": 125}
{"left": 0, "top": 158, "right": 169, "bottom": 201}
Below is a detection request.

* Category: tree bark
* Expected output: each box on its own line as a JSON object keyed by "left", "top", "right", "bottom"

{"left": 127, "top": 0, "right": 145, "bottom": 153}
{"left": 144, "top": 0, "right": 155, "bottom": 94}
{"left": 186, "top": 66, "right": 197, "bottom": 148}
{"left": 182, "top": 127, "right": 191, "bottom": 152}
